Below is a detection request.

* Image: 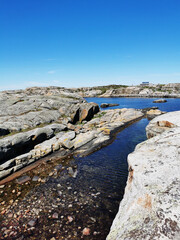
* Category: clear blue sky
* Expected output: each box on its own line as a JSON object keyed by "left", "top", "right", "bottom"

{"left": 0, "top": 0, "right": 180, "bottom": 90}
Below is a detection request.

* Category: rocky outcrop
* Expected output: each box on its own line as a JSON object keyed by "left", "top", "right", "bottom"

{"left": 153, "top": 99, "right": 167, "bottom": 103}
{"left": 0, "top": 89, "right": 99, "bottom": 136}
{"left": 100, "top": 103, "right": 119, "bottom": 108}
{"left": 107, "top": 111, "right": 180, "bottom": 240}
{"left": 0, "top": 107, "right": 144, "bottom": 180}
{"left": 146, "top": 111, "right": 180, "bottom": 138}
{"left": 146, "top": 109, "right": 165, "bottom": 120}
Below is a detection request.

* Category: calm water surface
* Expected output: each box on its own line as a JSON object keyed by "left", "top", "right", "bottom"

{"left": 86, "top": 97, "right": 180, "bottom": 112}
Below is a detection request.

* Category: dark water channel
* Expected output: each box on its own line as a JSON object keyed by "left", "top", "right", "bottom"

{"left": 1, "top": 98, "right": 180, "bottom": 239}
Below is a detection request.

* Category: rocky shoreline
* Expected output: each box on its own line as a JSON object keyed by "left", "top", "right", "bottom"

{"left": 0, "top": 86, "right": 148, "bottom": 239}
{"left": 0, "top": 86, "right": 178, "bottom": 239}
{"left": 107, "top": 111, "right": 180, "bottom": 239}
{"left": 1, "top": 86, "right": 163, "bottom": 181}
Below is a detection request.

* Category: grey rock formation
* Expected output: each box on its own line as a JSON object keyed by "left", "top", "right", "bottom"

{"left": 146, "top": 109, "right": 165, "bottom": 120}
{"left": 146, "top": 111, "right": 180, "bottom": 138}
{"left": 0, "top": 88, "right": 99, "bottom": 136}
{"left": 0, "top": 124, "right": 67, "bottom": 164}
{"left": 107, "top": 111, "right": 180, "bottom": 240}
{"left": 153, "top": 99, "right": 167, "bottom": 103}
{"left": 100, "top": 103, "right": 119, "bottom": 108}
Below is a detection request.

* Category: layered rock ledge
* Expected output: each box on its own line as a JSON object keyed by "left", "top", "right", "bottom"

{"left": 107, "top": 111, "right": 180, "bottom": 239}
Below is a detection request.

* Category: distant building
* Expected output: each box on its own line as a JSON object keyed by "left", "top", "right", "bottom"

{"left": 140, "top": 82, "right": 149, "bottom": 86}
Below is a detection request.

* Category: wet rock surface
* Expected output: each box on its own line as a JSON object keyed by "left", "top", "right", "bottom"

{"left": 107, "top": 111, "right": 180, "bottom": 240}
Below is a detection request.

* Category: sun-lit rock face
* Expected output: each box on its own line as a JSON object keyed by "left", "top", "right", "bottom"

{"left": 146, "top": 110, "right": 180, "bottom": 138}
{"left": 107, "top": 111, "right": 180, "bottom": 240}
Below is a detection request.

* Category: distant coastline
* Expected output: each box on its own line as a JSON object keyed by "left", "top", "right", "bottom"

{"left": 1, "top": 83, "right": 180, "bottom": 99}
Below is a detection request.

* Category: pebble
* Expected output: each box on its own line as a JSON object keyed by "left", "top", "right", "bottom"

{"left": 32, "top": 176, "right": 40, "bottom": 182}
{"left": 1, "top": 209, "right": 6, "bottom": 215}
{"left": 28, "top": 219, "right": 37, "bottom": 227}
{"left": 9, "top": 231, "right": 15, "bottom": 237}
{"left": 16, "top": 175, "right": 31, "bottom": 184}
{"left": 58, "top": 191, "right": 62, "bottom": 196}
{"left": 0, "top": 185, "right": 5, "bottom": 188}
{"left": 9, "top": 199, "right": 14, "bottom": 204}
{"left": 12, "top": 189, "right": 16, "bottom": 193}
{"left": 52, "top": 212, "right": 58, "bottom": 219}
{"left": 17, "top": 192, "right": 21, "bottom": 196}
{"left": 67, "top": 216, "right": 73, "bottom": 222}
{"left": 82, "top": 227, "right": 91, "bottom": 236}
{"left": 40, "top": 178, "right": 46, "bottom": 183}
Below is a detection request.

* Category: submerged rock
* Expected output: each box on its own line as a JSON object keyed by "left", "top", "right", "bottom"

{"left": 100, "top": 103, "right": 119, "bottom": 108}
{"left": 153, "top": 99, "right": 167, "bottom": 103}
